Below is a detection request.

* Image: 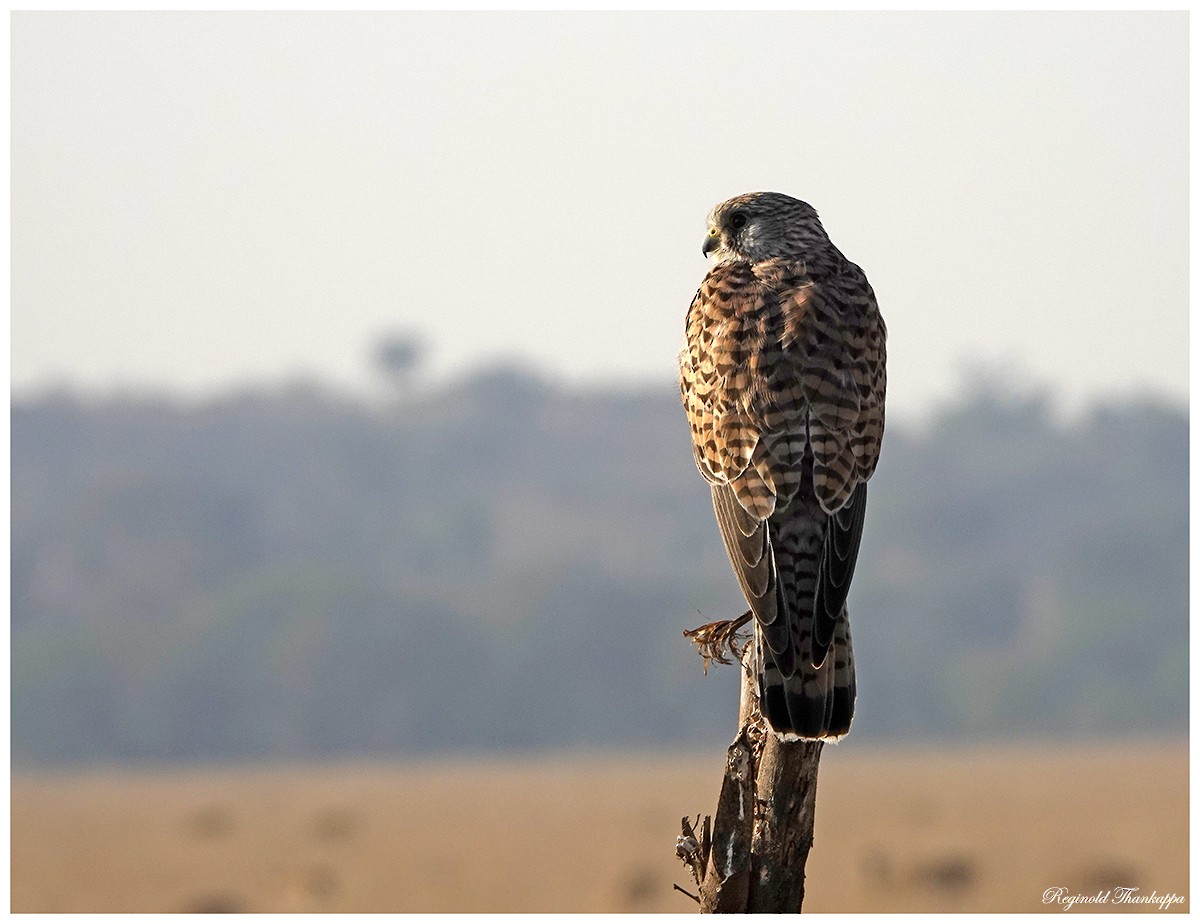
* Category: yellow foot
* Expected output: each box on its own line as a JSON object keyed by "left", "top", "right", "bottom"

{"left": 683, "top": 610, "right": 752, "bottom": 673}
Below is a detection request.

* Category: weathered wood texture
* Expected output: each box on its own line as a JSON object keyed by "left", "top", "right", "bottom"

{"left": 677, "top": 647, "right": 824, "bottom": 913}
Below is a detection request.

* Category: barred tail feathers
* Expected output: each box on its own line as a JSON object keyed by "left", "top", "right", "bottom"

{"left": 756, "top": 612, "right": 855, "bottom": 740}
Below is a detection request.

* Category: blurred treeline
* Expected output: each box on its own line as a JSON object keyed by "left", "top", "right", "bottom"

{"left": 11, "top": 368, "right": 1188, "bottom": 764}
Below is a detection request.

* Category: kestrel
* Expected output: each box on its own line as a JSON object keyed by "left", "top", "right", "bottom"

{"left": 679, "top": 192, "right": 887, "bottom": 740}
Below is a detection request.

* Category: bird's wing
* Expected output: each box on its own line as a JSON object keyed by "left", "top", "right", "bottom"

{"left": 783, "top": 259, "right": 885, "bottom": 659}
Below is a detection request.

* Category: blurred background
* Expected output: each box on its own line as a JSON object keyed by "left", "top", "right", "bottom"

{"left": 11, "top": 11, "right": 1188, "bottom": 914}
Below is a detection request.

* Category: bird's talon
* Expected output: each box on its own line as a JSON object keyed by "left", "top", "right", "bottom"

{"left": 684, "top": 610, "right": 752, "bottom": 672}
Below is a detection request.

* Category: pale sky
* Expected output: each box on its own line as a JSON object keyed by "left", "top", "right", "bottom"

{"left": 11, "top": 12, "right": 1189, "bottom": 418}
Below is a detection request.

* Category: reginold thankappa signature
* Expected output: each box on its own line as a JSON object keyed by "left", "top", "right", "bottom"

{"left": 1042, "top": 886, "right": 1185, "bottom": 911}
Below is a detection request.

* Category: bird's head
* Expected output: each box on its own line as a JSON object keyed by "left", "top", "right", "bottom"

{"left": 702, "top": 191, "right": 828, "bottom": 266}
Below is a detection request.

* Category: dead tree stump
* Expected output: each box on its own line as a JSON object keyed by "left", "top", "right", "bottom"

{"left": 676, "top": 642, "right": 824, "bottom": 913}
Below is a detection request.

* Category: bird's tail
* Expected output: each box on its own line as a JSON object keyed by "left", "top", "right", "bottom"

{"left": 756, "top": 613, "right": 856, "bottom": 740}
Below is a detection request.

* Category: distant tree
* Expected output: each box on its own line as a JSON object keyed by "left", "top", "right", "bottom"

{"left": 372, "top": 331, "right": 425, "bottom": 392}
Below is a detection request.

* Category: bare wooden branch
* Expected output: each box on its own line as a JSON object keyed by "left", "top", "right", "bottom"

{"left": 673, "top": 883, "right": 701, "bottom": 905}
{"left": 676, "top": 636, "right": 825, "bottom": 913}
{"left": 746, "top": 734, "right": 822, "bottom": 912}
{"left": 677, "top": 816, "right": 706, "bottom": 886}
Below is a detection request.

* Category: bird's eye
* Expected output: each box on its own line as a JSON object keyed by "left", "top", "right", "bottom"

{"left": 729, "top": 212, "right": 748, "bottom": 230}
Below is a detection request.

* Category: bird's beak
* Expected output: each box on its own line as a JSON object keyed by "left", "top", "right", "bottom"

{"left": 702, "top": 227, "right": 721, "bottom": 257}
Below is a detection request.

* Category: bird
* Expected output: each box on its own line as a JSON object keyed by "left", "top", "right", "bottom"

{"left": 679, "top": 191, "right": 886, "bottom": 740}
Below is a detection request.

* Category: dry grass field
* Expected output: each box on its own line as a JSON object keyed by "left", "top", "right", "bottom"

{"left": 11, "top": 740, "right": 1188, "bottom": 913}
